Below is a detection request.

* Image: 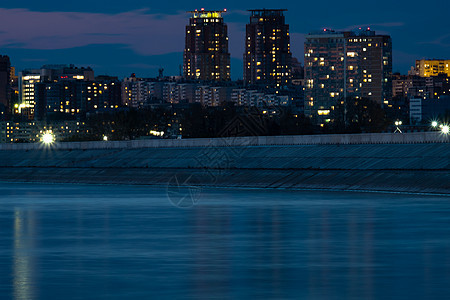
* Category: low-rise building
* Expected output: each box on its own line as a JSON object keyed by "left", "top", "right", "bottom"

{"left": 0, "top": 120, "right": 88, "bottom": 143}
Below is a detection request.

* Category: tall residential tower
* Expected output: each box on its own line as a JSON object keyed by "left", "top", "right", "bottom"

{"left": 183, "top": 9, "right": 230, "bottom": 81}
{"left": 244, "top": 9, "right": 292, "bottom": 87}
{"left": 304, "top": 28, "right": 392, "bottom": 125}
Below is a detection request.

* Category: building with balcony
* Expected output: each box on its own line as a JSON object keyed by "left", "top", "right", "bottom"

{"left": 304, "top": 28, "right": 392, "bottom": 125}
{"left": 183, "top": 9, "right": 230, "bottom": 81}
{"left": 244, "top": 9, "right": 292, "bottom": 87}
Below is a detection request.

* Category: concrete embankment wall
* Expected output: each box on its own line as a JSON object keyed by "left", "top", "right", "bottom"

{"left": 0, "top": 132, "right": 449, "bottom": 194}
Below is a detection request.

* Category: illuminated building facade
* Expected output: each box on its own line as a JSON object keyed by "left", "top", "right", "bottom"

{"left": 183, "top": 9, "right": 230, "bottom": 81}
{"left": 0, "top": 55, "right": 11, "bottom": 115}
{"left": 0, "top": 120, "right": 86, "bottom": 143}
{"left": 304, "top": 28, "right": 392, "bottom": 125}
{"left": 34, "top": 80, "right": 87, "bottom": 119}
{"left": 88, "top": 76, "right": 122, "bottom": 112}
{"left": 34, "top": 76, "right": 121, "bottom": 119}
{"left": 19, "top": 65, "right": 94, "bottom": 119}
{"left": 416, "top": 59, "right": 450, "bottom": 77}
{"left": 244, "top": 9, "right": 292, "bottom": 87}
{"left": 392, "top": 73, "right": 450, "bottom": 99}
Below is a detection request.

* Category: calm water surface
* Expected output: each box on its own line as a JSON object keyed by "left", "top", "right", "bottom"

{"left": 0, "top": 183, "right": 449, "bottom": 299}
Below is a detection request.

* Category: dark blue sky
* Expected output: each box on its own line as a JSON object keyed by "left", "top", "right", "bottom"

{"left": 0, "top": 1, "right": 449, "bottom": 79}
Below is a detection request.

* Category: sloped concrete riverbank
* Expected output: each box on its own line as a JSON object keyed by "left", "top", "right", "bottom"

{"left": 0, "top": 132, "right": 449, "bottom": 194}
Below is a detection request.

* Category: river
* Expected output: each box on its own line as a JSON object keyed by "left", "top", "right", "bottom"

{"left": 0, "top": 183, "right": 449, "bottom": 299}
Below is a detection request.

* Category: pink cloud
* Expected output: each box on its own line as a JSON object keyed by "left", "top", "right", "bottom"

{"left": 0, "top": 8, "right": 309, "bottom": 63}
{"left": 0, "top": 8, "right": 187, "bottom": 55}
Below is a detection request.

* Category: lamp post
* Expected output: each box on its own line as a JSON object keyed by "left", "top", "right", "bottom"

{"left": 41, "top": 131, "right": 55, "bottom": 145}
{"left": 442, "top": 125, "right": 449, "bottom": 135}
{"left": 394, "top": 120, "right": 402, "bottom": 133}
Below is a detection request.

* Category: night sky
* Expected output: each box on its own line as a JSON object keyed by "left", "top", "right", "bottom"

{"left": 0, "top": 0, "right": 448, "bottom": 79}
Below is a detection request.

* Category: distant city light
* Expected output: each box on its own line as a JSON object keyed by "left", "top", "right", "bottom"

{"left": 442, "top": 125, "right": 449, "bottom": 134}
{"left": 41, "top": 132, "right": 54, "bottom": 144}
{"left": 395, "top": 121, "right": 402, "bottom": 126}
{"left": 149, "top": 130, "right": 164, "bottom": 137}
{"left": 103, "top": 136, "right": 108, "bottom": 141}
{"left": 431, "top": 121, "right": 438, "bottom": 127}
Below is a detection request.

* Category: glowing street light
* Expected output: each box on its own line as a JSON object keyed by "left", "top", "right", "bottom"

{"left": 41, "top": 132, "right": 54, "bottom": 144}
{"left": 442, "top": 125, "right": 449, "bottom": 135}
{"left": 431, "top": 121, "right": 438, "bottom": 128}
{"left": 103, "top": 136, "right": 108, "bottom": 141}
{"left": 394, "top": 120, "right": 403, "bottom": 133}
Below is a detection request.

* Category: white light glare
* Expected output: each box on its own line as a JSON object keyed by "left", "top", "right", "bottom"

{"left": 431, "top": 121, "right": 438, "bottom": 127}
{"left": 442, "top": 125, "right": 449, "bottom": 135}
{"left": 103, "top": 136, "right": 108, "bottom": 141}
{"left": 42, "top": 132, "right": 54, "bottom": 144}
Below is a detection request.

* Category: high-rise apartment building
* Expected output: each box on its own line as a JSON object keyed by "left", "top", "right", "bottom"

{"left": 34, "top": 75, "right": 121, "bottom": 120}
{"left": 244, "top": 9, "right": 292, "bottom": 87}
{"left": 19, "top": 65, "right": 94, "bottom": 119}
{"left": 0, "top": 55, "right": 11, "bottom": 114}
{"left": 416, "top": 59, "right": 450, "bottom": 77}
{"left": 304, "top": 28, "right": 392, "bottom": 125}
{"left": 183, "top": 9, "right": 230, "bottom": 81}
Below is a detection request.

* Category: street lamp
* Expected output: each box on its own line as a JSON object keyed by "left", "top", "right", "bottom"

{"left": 394, "top": 120, "right": 402, "bottom": 133}
{"left": 103, "top": 136, "right": 108, "bottom": 141}
{"left": 41, "top": 132, "right": 54, "bottom": 144}
{"left": 442, "top": 125, "right": 449, "bottom": 135}
{"left": 431, "top": 121, "right": 438, "bottom": 128}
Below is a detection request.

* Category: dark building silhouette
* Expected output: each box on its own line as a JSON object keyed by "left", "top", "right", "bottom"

{"left": 244, "top": 9, "right": 292, "bottom": 87}
{"left": 0, "top": 55, "right": 11, "bottom": 116}
{"left": 183, "top": 9, "right": 230, "bottom": 81}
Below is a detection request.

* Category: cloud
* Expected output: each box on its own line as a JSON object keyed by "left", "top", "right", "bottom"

{"left": 418, "top": 34, "right": 450, "bottom": 47}
{"left": 0, "top": 7, "right": 312, "bottom": 68}
{"left": 0, "top": 8, "right": 187, "bottom": 55}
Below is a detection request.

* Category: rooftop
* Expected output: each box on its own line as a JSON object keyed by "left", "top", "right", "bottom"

{"left": 187, "top": 9, "right": 226, "bottom": 18}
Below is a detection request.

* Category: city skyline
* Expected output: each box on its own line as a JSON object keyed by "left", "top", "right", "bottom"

{"left": 0, "top": 1, "right": 449, "bottom": 79}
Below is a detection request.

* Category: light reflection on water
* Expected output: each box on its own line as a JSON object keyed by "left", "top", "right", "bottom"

{"left": 13, "top": 209, "right": 36, "bottom": 300}
{"left": 0, "top": 183, "right": 449, "bottom": 299}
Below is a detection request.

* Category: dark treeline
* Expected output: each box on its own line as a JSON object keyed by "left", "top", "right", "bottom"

{"left": 63, "top": 98, "right": 394, "bottom": 141}
{"left": 325, "top": 97, "right": 390, "bottom": 133}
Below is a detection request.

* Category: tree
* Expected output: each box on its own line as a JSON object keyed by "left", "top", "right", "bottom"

{"left": 329, "top": 97, "right": 389, "bottom": 133}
